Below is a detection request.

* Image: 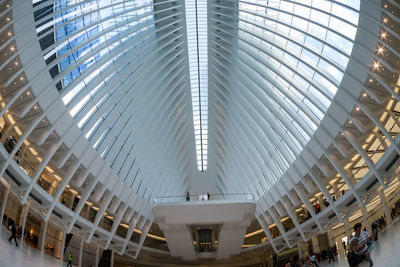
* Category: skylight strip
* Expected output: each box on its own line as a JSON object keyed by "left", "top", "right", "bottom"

{"left": 185, "top": 0, "right": 208, "bottom": 171}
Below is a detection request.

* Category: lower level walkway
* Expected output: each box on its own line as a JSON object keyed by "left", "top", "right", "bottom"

{"left": 321, "top": 217, "right": 400, "bottom": 267}
{"left": 0, "top": 227, "right": 66, "bottom": 267}
{"left": 0, "top": 218, "right": 400, "bottom": 266}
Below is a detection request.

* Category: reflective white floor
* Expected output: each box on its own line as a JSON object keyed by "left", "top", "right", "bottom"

{"left": 0, "top": 227, "right": 67, "bottom": 267}
{"left": 321, "top": 218, "right": 400, "bottom": 267}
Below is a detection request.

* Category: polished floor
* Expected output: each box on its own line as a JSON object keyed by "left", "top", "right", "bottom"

{"left": 0, "top": 226, "right": 66, "bottom": 267}
{"left": 321, "top": 217, "right": 400, "bottom": 267}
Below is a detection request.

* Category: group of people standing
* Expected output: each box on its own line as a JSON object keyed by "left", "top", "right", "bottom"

{"left": 299, "top": 247, "right": 337, "bottom": 267}
{"left": 185, "top": 192, "right": 211, "bottom": 201}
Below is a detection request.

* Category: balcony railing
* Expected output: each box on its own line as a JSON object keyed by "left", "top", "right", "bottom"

{"left": 154, "top": 193, "right": 255, "bottom": 205}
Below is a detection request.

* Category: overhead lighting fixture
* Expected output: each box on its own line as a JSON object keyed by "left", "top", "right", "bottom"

{"left": 372, "top": 61, "right": 381, "bottom": 71}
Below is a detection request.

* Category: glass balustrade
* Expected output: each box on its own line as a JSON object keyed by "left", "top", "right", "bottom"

{"left": 154, "top": 193, "right": 254, "bottom": 205}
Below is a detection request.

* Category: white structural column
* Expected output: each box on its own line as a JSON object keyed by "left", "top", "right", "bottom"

{"left": 39, "top": 220, "right": 48, "bottom": 252}
{"left": 111, "top": 250, "right": 114, "bottom": 267}
{"left": 360, "top": 204, "right": 372, "bottom": 234}
{"left": 344, "top": 218, "right": 352, "bottom": 238}
{"left": 1, "top": 0, "right": 400, "bottom": 264}
{"left": 378, "top": 189, "right": 392, "bottom": 225}
{"left": 95, "top": 246, "right": 100, "bottom": 267}
{"left": 19, "top": 202, "right": 30, "bottom": 242}
{"left": 78, "top": 237, "right": 83, "bottom": 267}
{"left": 297, "top": 241, "right": 308, "bottom": 260}
{"left": 60, "top": 232, "right": 66, "bottom": 263}
{"left": 0, "top": 186, "right": 10, "bottom": 233}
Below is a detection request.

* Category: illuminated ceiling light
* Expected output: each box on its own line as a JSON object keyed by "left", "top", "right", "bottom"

{"left": 10, "top": 46, "right": 14, "bottom": 51}
{"left": 19, "top": 76, "right": 24, "bottom": 81}
{"left": 377, "top": 46, "right": 384, "bottom": 55}
{"left": 381, "top": 32, "right": 387, "bottom": 39}
{"left": 34, "top": 105, "right": 37, "bottom": 109}
{"left": 6, "top": 18, "right": 10, "bottom": 22}
{"left": 383, "top": 18, "right": 388, "bottom": 24}
{"left": 356, "top": 107, "right": 360, "bottom": 111}
{"left": 372, "top": 61, "right": 381, "bottom": 71}
{"left": 7, "top": 32, "right": 11, "bottom": 36}
{"left": 369, "top": 78, "right": 373, "bottom": 83}
{"left": 363, "top": 92, "right": 367, "bottom": 97}
{"left": 14, "top": 62, "right": 18, "bottom": 66}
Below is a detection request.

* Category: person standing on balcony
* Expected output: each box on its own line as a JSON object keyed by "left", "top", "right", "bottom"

{"left": 186, "top": 192, "right": 190, "bottom": 202}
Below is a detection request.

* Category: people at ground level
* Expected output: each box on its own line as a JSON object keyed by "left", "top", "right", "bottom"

{"left": 347, "top": 236, "right": 360, "bottom": 267}
{"left": 67, "top": 252, "right": 73, "bottom": 267}
{"left": 8, "top": 220, "right": 18, "bottom": 247}
{"left": 328, "top": 248, "right": 335, "bottom": 263}
{"left": 310, "top": 253, "right": 319, "bottom": 267}
{"left": 348, "top": 222, "right": 375, "bottom": 267}
{"left": 302, "top": 257, "right": 312, "bottom": 267}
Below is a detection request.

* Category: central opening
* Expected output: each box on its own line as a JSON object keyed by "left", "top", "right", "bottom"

{"left": 185, "top": 0, "right": 208, "bottom": 171}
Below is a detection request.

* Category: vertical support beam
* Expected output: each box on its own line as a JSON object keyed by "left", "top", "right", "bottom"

{"left": 20, "top": 202, "right": 30, "bottom": 240}
{"left": 78, "top": 237, "right": 84, "bottom": 267}
{"left": 316, "top": 193, "right": 323, "bottom": 206}
{"left": 110, "top": 250, "right": 114, "bottom": 267}
{"left": 344, "top": 218, "right": 352, "bottom": 238}
{"left": 332, "top": 182, "right": 340, "bottom": 199}
{"left": 60, "top": 231, "right": 66, "bottom": 261}
{"left": 0, "top": 186, "right": 10, "bottom": 232}
{"left": 327, "top": 229, "right": 334, "bottom": 247}
{"left": 378, "top": 189, "right": 392, "bottom": 225}
{"left": 69, "top": 192, "right": 77, "bottom": 210}
{"left": 95, "top": 245, "right": 100, "bottom": 267}
{"left": 360, "top": 204, "right": 372, "bottom": 234}
{"left": 39, "top": 220, "right": 48, "bottom": 252}
{"left": 297, "top": 241, "right": 309, "bottom": 260}
{"left": 311, "top": 235, "right": 319, "bottom": 253}
{"left": 267, "top": 255, "right": 274, "bottom": 267}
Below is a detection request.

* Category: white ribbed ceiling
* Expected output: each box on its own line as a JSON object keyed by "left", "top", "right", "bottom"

{"left": 35, "top": 0, "right": 360, "bottom": 201}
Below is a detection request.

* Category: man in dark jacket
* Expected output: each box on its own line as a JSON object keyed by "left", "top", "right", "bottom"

{"left": 8, "top": 221, "right": 18, "bottom": 246}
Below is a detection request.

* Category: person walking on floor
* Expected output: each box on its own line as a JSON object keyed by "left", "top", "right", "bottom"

{"left": 350, "top": 222, "right": 375, "bottom": 267}
{"left": 8, "top": 221, "right": 18, "bottom": 246}
{"left": 328, "top": 248, "right": 335, "bottom": 263}
{"left": 310, "top": 253, "right": 319, "bottom": 267}
{"left": 67, "top": 252, "right": 73, "bottom": 267}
